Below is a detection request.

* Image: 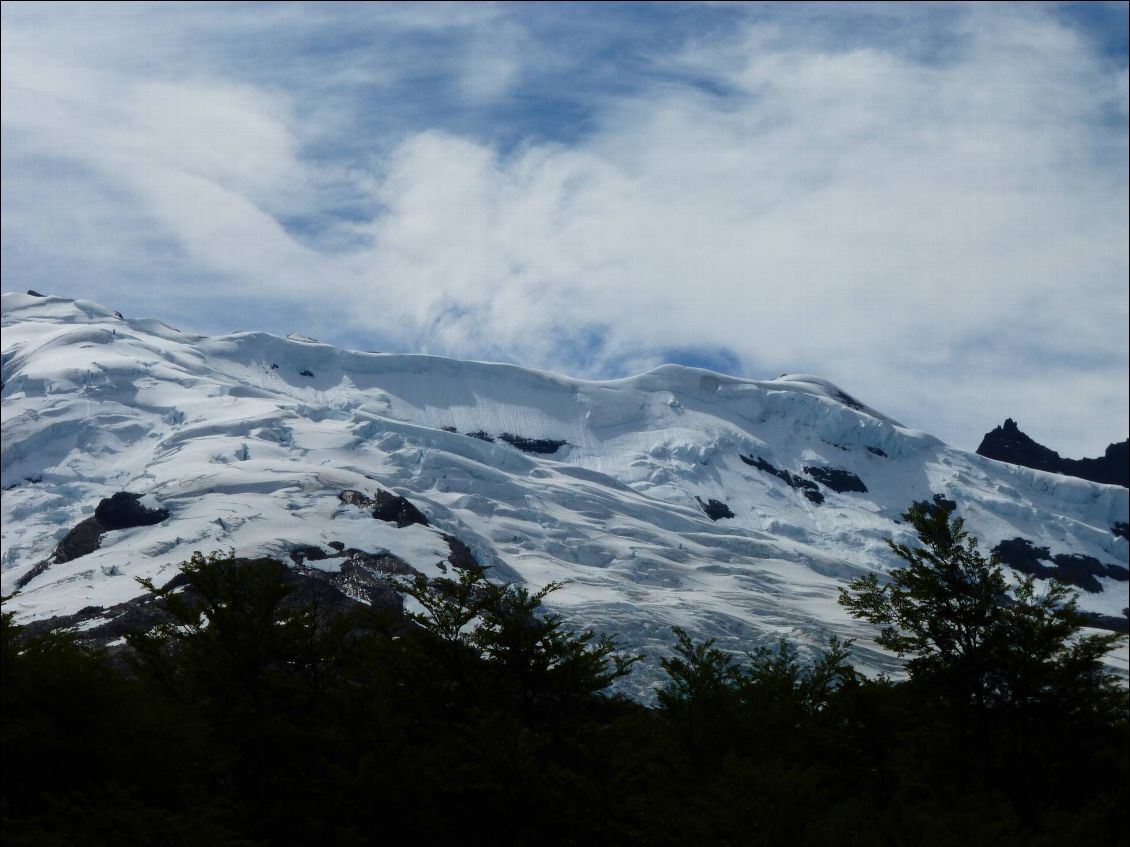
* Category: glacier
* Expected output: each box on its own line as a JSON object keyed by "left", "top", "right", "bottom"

{"left": 2, "top": 292, "right": 1127, "bottom": 693}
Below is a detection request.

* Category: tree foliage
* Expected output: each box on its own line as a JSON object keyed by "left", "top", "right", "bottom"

{"left": 838, "top": 503, "right": 1128, "bottom": 836}
{"left": 838, "top": 502, "right": 1125, "bottom": 713}
{"left": 394, "top": 567, "right": 640, "bottom": 706}
{"left": 3, "top": 519, "right": 1127, "bottom": 847}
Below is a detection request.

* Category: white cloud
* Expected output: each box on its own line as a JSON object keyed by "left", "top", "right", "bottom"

{"left": 2, "top": 3, "right": 1126, "bottom": 456}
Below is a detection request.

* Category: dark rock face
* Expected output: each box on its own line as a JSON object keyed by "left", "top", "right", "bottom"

{"left": 53, "top": 517, "right": 106, "bottom": 564}
{"left": 19, "top": 588, "right": 184, "bottom": 648}
{"left": 20, "top": 556, "right": 409, "bottom": 652}
{"left": 94, "top": 492, "right": 169, "bottom": 531}
{"left": 829, "top": 388, "right": 867, "bottom": 412}
{"left": 26, "top": 289, "right": 45, "bottom": 297}
{"left": 1081, "top": 611, "right": 1129, "bottom": 633}
{"left": 498, "top": 433, "right": 568, "bottom": 454}
{"left": 696, "top": 497, "right": 735, "bottom": 521}
{"left": 14, "top": 559, "right": 52, "bottom": 590}
{"left": 371, "top": 490, "right": 429, "bottom": 528}
{"left": 258, "top": 557, "right": 407, "bottom": 615}
{"left": 339, "top": 489, "right": 374, "bottom": 508}
{"left": 289, "top": 537, "right": 420, "bottom": 578}
{"left": 49, "top": 492, "right": 170, "bottom": 569}
{"left": 443, "top": 534, "right": 482, "bottom": 572}
{"left": 289, "top": 545, "right": 330, "bottom": 564}
{"left": 299, "top": 369, "right": 314, "bottom": 378}
{"left": 466, "top": 430, "right": 495, "bottom": 442}
{"left": 1052, "top": 553, "right": 1130, "bottom": 592}
{"left": 992, "top": 537, "right": 1129, "bottom": 594}
{"left": 294, "top": 548, "right": 417, "bottom": 608}
{"left": 977, "top": 419, "right": 1062, "bottom": 473}
{"left": 977, "top": 419, "right": 1128, "bottom": 488}
{"left": 1113, "top": 522, "right": 1130, "bottom": 542}
{"left": 321, "top": 561, "right": 406, "bottom": 610}
{"left": 991, "top": 538, "right": 1050, "bottom": 576}
{"left": 933, "top": 494, "right": 957, "bottom": 512}
{"left": 340, "top": 548, "right": 418, "bottom": 577}
{"left": 740, "top": 455, "right": 823, "bottom": 504}
{"left": 867, "top": 447, "right": 888, "bottom": 457}
{"left": 804, "top": 467, "right": 868, "bottom": 494}
{"left": 338, "top": 488, "right": 429, "bottom": 527}
{"left": 1064, "top": 439, "right": 1127, "bottom": 486}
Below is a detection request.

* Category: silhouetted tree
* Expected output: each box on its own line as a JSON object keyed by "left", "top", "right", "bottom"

{"left": 839, "top": 502, "right": 1128, "bottom": 832}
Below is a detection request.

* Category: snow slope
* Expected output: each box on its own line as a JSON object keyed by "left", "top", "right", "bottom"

{"left": 3, "top": 293, "right": 1127, "bottom": 691}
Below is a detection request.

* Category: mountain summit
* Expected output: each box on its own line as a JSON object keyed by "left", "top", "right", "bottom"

{"left": 977, "top": 418, "right": 1129, "bottom": 488}
{"left": 3, "top": 293, "right": 1127, "bottom": 690}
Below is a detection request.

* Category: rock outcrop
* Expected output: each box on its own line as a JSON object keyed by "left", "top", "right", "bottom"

{"left": 992, "top": 537, "right": 1129, "bottom": 594}
{"left": 697, "top": 497, "right": 735, "bottom": 521}
{"left": 54, "top": 492, "right": 169, "bottom": 562}
{"left": 977, "top": 419, "right": 1128, "bottom": 488}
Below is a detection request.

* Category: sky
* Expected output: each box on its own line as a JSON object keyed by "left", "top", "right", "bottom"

{"left": 2, "top": 2, "right": 1127, "bottom": 458}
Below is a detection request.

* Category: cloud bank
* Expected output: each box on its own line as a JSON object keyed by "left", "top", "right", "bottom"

{"left": 2, "top": 2, "right": 1127, "bottom": 456}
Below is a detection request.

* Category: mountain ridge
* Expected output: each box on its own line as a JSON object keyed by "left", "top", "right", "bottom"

{"left": 3, "top": 292, "right": 1127, "bottom": 691}
{"left": 977, "top": 417, "right": 1129, "bottom": 488}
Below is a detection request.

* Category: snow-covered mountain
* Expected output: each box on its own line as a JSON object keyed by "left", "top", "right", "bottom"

{"left": 3, "top": 292, "right": 1127, "bottom": 691}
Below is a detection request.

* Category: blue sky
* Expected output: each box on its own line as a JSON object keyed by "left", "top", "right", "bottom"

{"left": 2, "top": 1, "right": 1127, "bottom": 456}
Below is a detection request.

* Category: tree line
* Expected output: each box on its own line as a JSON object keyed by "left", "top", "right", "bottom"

{"left": 3, "top": 504, "right": 1127, "bottom": 846}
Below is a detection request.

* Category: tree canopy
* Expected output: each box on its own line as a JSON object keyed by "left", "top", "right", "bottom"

{"left": 3, "top": 515, "right": 1127, "bottom": 846}
{"left": 838, "top": 501, "right": 1125, "bottom": 712}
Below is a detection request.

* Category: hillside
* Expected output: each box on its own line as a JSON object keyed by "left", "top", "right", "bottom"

{"left": 3, "top": 292, "right": 1127, "bottom": 691}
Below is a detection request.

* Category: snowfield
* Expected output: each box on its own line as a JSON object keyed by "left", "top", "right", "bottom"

{"left": 3, "top": 292, "right": 1127, "bottom": 692}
